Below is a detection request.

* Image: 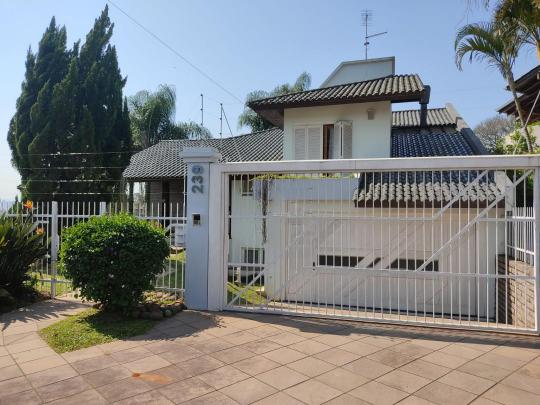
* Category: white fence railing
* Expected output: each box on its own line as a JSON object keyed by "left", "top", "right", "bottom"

{"left": 211, "top": 155, "right": 540, "bottom": 333}
{"left": 1, "top": 201, "right": 186, "bottom": 298}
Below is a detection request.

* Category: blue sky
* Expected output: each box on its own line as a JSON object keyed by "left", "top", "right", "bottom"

{"left": 0, "top": 0, "right": 537, "bottom": 200}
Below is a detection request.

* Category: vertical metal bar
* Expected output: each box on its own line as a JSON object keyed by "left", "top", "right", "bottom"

{"left": 50, "top": 201, "right": 59, "bottom": 298}
{"left": 534, "top": 167, "right": 540, "bottom": 332}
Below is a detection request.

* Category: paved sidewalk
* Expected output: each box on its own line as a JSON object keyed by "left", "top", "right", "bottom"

{"left": 1, "top": 300, "right": 540, "bottom": 404}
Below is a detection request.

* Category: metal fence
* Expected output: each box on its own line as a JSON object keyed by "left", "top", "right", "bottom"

{"left": 214, "top": 156, "right": 540, "bottom": 333}
{"left": 1, "top": 201, "right": 186, "bottom": 298}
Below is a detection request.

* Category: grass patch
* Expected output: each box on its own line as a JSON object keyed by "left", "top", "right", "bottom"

{"left": 39, "top": 308, "right": 157, "bottom": 353}
{"left": 227, "top": 282, "right": 266, "bottom": 305}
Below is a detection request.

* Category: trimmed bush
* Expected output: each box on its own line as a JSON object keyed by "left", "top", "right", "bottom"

{"left": 60, "top": 214, "right": 169, "bottom": 312}
{"left": 0, "top": 213, "right": 47, "bottom": 293}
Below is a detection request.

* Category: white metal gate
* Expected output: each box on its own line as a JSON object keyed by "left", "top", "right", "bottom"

{"left": 1, "top": 200, "right": 187, "bottom": 298}
{"left": 216, "top": 156, "right": 540, "bottom": 333}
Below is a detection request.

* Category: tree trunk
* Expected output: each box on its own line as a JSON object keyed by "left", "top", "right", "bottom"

{"left": 507, "top": 72, "right": 534, "bottom": 153}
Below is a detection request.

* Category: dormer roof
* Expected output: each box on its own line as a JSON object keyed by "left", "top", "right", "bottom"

{"left": 248, "top": 74, "right": 427, "bottom": 128}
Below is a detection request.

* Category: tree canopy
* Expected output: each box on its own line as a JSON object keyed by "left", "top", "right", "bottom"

{"left": 238, "top": 72, "right": 311, "bottom": 132}
{"left": 7, "top": 6, "right": 132, "bottom": 202}
{"left": 128, "top": 84, "right": 211, "bottom": 148}
{"left": 474, "top": 115, "right": 516, "bottom": 152}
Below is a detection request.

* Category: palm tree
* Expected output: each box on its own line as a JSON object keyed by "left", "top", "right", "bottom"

{"left": 128, "top": 84, "right": 210, "bottom": 148}
{"left": 238, "top": 72, "right": 311, "bottom": 132}
{"left": 495, "top": 0, "right": 540, "bottom": 61}
{"left": 455, "top": 22, "right": 534, "bottom": 152}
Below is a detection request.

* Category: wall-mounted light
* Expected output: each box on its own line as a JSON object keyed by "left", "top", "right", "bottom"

{"left": 367, "top": 108, "right": 376, "bottom": 120}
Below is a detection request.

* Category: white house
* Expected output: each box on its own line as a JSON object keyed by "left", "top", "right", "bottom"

{"left": 124, "top": 57, "right": 522, "bottom": 323}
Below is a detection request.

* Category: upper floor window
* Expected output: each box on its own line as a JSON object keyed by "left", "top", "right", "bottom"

{"left": 293, "top": 122, "right": 352, "bottom": 160}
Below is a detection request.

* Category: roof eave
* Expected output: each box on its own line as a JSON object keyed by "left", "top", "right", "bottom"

{"left": 250, "top": 91, "right": 426, "bottom": 129}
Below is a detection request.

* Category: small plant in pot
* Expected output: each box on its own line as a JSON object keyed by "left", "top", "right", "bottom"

{"left": 60, "top": 214, "right": 170, "bottom": 314}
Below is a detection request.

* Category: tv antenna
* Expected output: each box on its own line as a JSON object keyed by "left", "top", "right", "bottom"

{"left": 361, "top": 10, "right": 387, "bottom": 60}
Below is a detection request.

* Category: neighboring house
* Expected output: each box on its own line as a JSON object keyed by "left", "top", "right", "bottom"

{"left": 498, "top": 64, "right": 540, "bottom": 145}
{"left": 124, "top": 57, "right": 501, "bottom": 317}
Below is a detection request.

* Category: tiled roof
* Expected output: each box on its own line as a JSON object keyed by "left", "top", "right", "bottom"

{"left": 123, "top": 128, "right": 283, "bottom": 180}
{"left": 391, "top": 126, "right": 475, "bottom": 158}
{"left": 352, "top": 125, "right": 495, "bottom": 205}
{"left": 249, "top": 75, "right": 425, "bottom": 109}
{"left": 392, "top": 108, "right": 454, "bottom": 128}
{"left": 249, "top": 75, "right": 427, "bottom": 127}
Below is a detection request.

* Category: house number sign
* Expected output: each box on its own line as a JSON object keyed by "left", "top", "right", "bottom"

{"left": 191, "top": 165, "right": 204, "bottom": 194}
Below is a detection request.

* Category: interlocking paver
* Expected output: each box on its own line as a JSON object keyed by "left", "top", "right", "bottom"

{"left": 349, "top": 380, "right": 408, "bottom": 405}
{"left": 285, "top": 379, "right": 342, "bottom": 405}
{"left": 114, "top": 389, "right": 174, "bottom": 404}
{"left": 315, "top": 367, "right": 368, "bottom": 392}
{"left": 35, "top": 375, "right": 90, "bottom": 402}
{"left": 0, "top": 388, "right": 42, "bottom": 405}
{"left": 415, "top": 381, "right": 477, "bottom": 405}
{"left": 3, "top": 303, "right": 540, "bottom": 405}
{"left": 197, "top": 365, "right": 250, "bottom": 389}
{"left": 182, "top": 390, "right": 239, "bottom": 404}
{"left": 256, "top": 365, "right": 309, "bottom": 390}
{"left": 158, "top": 376, "right": 214, "bottom": 403}
{"left": 262, "top": 347, "right": 306, "bottom": 365}
{"left": 287, "top": 356, "right": 335, "bottom": 377}
{"left": 97, "top": 377, "right": 151, "bottom": 402}
{"left": 482, "top": 382, "right": 540, "bottom": 405}
{"left": 83, "top": 364, "right": 132, "bottom": 387}
{"left": 376, "top": 369, "right": 431, "bottom": 393}
{"left": 220, "top": 377, "right": 276, "bottom": 404}
{"left": 232, "top": 356, "right": 280, "bottom": 376}
{"left": 438, "top": 370, "right": 495, "bottom": 395}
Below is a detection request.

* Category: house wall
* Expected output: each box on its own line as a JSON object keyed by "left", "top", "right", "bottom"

{"left": 228, "top": 179, "right": 264, "bottom": 266}
{"left": 227, "top": 178, "right": 505, "bottom": 319}
{"left": 147, "top": 179, "right": 186, "bottom": 216}
{"left": 321, "top": 57, "right": 395, "bottom": 87}
{"left": 263, "top": 202, "right": 503, "bottom": 318}
{"left": 283, "top": 101, "right": 392, "bottom": 160}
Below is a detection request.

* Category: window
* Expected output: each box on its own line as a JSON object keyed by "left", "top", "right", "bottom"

{"left": 387, "top": 259, "right": 439, "bottom": 272}
{"left": 241, "top": 176, "right": 253, "bottom": 196}
{"left": 318, "top": 255, "right": 363, "bottom": 268}
{"left": 242, "top": 248, "right": 265, "bottom": 265}
{"left": 293, "top": 126, "right": 322, "bottom": 160}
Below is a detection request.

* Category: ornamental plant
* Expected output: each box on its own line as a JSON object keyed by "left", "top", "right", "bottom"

{"left": 60, "top": 214, "right": 169, "bottom": 312}
{"left": 0, "top": 209, "right": 47, "bottom": 293}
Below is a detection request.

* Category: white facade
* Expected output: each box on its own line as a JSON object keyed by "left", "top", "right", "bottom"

{"left": 320, "top": 57, "right": 395, "bottom": 87}
{"left": 283, "top": 102, "right": 392, "bottom": 160}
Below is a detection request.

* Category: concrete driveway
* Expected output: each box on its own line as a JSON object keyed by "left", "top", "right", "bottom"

{"left": 1, "top": 299, "right": 540, "bottom": 404}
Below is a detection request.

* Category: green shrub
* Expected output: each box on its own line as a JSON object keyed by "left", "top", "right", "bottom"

{"left": 60, "top": 214, "right": 169, "bottom": 312}
{"left": 0, "top": 213, "right": 47, "bottom": 293}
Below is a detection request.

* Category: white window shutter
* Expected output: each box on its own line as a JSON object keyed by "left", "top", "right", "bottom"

{"left": 307, "top": 126, "right": 322, "bottom": 160}
{"left": 294, "top": 127, "right": 306, "bottom": 160}
{"left": 332, "top": 122, "right": 342, "bottom": 159}
{"left": 342, "top": 121, "right": 353, "bottom": 158}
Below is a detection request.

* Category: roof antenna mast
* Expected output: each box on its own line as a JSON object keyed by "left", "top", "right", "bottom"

{"left": 361, "top": 10, "right": 387, "bottom": 60}
{"left": 200, "top": 94, "right": 204, "bottom": 127}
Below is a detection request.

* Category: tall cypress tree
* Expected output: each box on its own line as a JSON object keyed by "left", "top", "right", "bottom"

{"left": 7, "top": 7, "right": 132, "bottom": 202}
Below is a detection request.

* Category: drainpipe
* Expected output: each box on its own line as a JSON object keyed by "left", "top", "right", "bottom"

{"left": 420, "top": 85, "right": 431, "bottom": 127}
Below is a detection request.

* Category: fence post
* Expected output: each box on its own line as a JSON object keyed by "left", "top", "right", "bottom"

{"left": 180, "top": 147, "right": 221, "bottom": 310}
{"left": 99, "top": 201, "right": 107, "bottom": 215}
{"left": 534, "top": 168, "right": 540, "bottom": 334}
{"left": 50, "top": 201, "right": 59, "bottom": 298}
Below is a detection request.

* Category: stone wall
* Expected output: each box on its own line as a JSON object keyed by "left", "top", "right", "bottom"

{"left": 497, "top": 255, "right": 535, "bottom": 329}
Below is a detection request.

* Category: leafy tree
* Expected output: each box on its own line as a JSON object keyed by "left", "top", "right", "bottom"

{"left": 7, "top": 6, "right": 132, "bottom": 202}
{"left": 238, "top": 72, "right": 311, "bottom": 132}
{"left": 128, "top": 84, "right": 211, "bottom": 148}
{"left": 455, "top": 21, "right": 535, "bottom": 152}
{"left": 474, "top": 115, "right": 516, "bottom": 152}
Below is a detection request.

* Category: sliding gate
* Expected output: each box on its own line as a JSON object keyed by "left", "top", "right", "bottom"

{"left": 219, "top": 156, "right": 540, "bottom": 333}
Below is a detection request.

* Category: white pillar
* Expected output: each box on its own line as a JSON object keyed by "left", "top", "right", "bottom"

{"left": 181, "top": 147, "right": 221, "bottom": 310}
